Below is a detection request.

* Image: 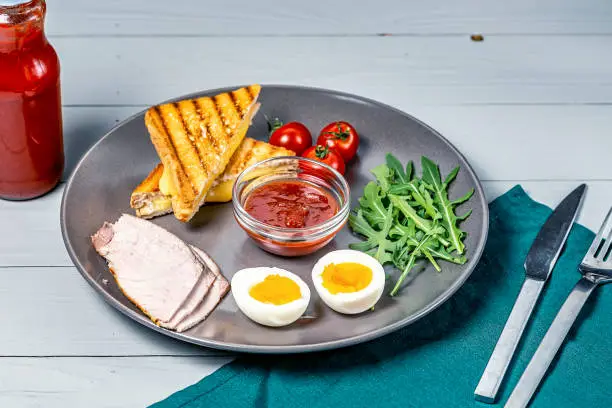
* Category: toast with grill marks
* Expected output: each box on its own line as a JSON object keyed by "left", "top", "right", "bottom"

{"left": 144, "top": 84, "right": 261, "bottom": 222}
{"left": 130, "top": 137, "right": 295, "bottom": 219}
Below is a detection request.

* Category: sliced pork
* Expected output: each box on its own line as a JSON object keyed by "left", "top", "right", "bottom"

{"left": 159, "top": 265, "right": 217, "bottom": 330}
{"left": 92, "top": 214, "right": 202, "bottom": 324}
{"left": 174, "top": 247, "right": 230, "bottom": 332}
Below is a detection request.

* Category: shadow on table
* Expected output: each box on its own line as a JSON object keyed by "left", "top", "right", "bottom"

{"left": 61, "top": 112, "right": 122, "bottom": 180}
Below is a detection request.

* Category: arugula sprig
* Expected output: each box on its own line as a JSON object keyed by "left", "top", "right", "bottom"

{"left": 421, "top": 157, "right": 473, "bottom": 254}
{"left": 348, "top": 154, "right": 473, "bottom": 296}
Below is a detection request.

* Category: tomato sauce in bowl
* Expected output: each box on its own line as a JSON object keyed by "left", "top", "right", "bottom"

{"left": 244, "top": 180, "right": 338, "bottom": 229}
{"left": 233, "top": 157, "right": 350, "bottom": 257}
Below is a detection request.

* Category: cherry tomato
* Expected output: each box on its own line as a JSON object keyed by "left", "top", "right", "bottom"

{"left": 301, "top": 145, "right": 345, "bottom": 175}
{"left": 268, "top": 118, "right": 312, "bottom": 155}
{"left": 317, "top": 121, "right": 359, "bottom": 161}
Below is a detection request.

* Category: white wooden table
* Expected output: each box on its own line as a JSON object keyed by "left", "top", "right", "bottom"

{"left": 2, "top": 1, "right": 612, "bottom": 406}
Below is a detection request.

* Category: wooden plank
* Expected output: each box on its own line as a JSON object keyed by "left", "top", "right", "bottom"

{"left": 1, "top": 182, "right": 611, "bottom": 356}
{"left": 0, "top": 356, "right": 232, "bottom": 408}
{"left": 0, "top": 187, "right": 69, "bottom": 267}
{"left": 52, "top": 36, "right": 612, "bottom": 106}
{"left": 410, "top": 105, "right": 612, "bottom": 183}
{"left": 44, "top": 0, "right": 612, "bottom": 36}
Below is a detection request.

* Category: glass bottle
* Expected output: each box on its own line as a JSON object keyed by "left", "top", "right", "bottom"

{"left": 0, "top": 0, "right": 63, "bottom": 200}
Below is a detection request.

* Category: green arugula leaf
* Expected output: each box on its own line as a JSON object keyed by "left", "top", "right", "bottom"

{"left": 412, "top": 181, "right": 439, "bottom": 219}
{"left": 371, "top": 164, "right": 392, "bottom": 192}
{"left": 358, "top": 182, "right": 388, "bottom": 228}
{"left": 390, "top": 234, "right": 434, "bottom": 296}
{"left": 375, "top": 204, "right": 396, "bottom": 263}
{"left": 348, "top": 153, "right": 474, "bottom": 296}
{"left": 348, "top": 238, "right": 378, "bottom": 252}
{"left": 389, "top": 194, "right": 450, "bottom": 247}
{"left": 391, "top": 226, "right": 440, "bottom": 272}
{"left": 422, "top": 248, "right": 441, "bottom": 272}
{"left": 421, "top": 156, "right": 466, "bottom": 254}
{"left": 452, "top": 188, "right": 475, "bottom": 206}
{"left": 444, "top": 166, "right": 460, "bottom": 186}
{"left": 388, "top": 181, "right": 438, "bottom": 220}
{"left": 389, "top": 223, "right": 417, "bottom": 241}
{"left": 348, "top": 209, "right": 378, "bottom": 239}
{"left": 385, "top": 153, "right": 409, "bottom": 184}
{"left": 426, "top": 245, "right": 467, "bottom": 265}
{"left": 406, "top": 161, "right": 413, "bottom": 181}
{"left": 388, "top": 194, "right": 432, "bottom": 233}
{"left": 387, "top": 182, "right": 438, "bottom": 219}
{"left": 348, "top": 206, "right": 395, "bottom": 265}
{"left": 388, "top": 184, "right": 409, "bottom": 195}
{"left": 457, "top": 209, "right": 473, "bottom": 222}
{"left": 418, "top": 183, "right": 438, "bottom": 218}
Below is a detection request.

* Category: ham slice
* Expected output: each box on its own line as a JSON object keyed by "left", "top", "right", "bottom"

{"left": 92, "top": 214, "right": 202, "bottom": 324}
{"left": 159, "top": 264, "right": 217, "bottom": 330}
{"left": 91, "top": 214, "right": 229, "bottom": 332}
{"left": 174, "top": 246, "right": 230, "bottom": 332}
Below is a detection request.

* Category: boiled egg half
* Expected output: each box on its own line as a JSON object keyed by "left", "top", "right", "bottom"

{"left": 231, "top": 267, "right": 310, "bottom": 327}
{"left": 312, "top": 250, "right": 385, "bottom": 314}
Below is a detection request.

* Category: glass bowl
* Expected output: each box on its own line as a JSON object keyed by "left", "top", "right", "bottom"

{"left": 232, "top": 156, "right": 350, "bottom": 257}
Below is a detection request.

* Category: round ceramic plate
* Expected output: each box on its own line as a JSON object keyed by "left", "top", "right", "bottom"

{"left": 61, "top": 85, "right": 488, "bottom": 353}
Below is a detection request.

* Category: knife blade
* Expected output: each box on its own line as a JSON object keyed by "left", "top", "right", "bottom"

{"left": 523, "top": 184, "right": 587, "bottom": 281}
{"left": 474, "top": 184, "right": 586, "bottom": 403}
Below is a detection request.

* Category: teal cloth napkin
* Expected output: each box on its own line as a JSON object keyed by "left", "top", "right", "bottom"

{"left": 152, "top": 186, "right": 612, "bottom": 407}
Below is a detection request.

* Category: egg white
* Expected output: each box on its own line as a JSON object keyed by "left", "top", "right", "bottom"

{"left": 231, "top": 267, "right": 310, "bottom": 327}
{"left": 311, "top": 250, "right": 385, "bottom": 314}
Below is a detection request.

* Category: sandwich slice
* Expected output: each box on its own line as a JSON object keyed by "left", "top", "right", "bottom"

{"left": 130, "top": 137, "right": 295, "bottom": 219}
{"left": 145, "top": 84, "right": 261, "bottom": 222}
{"left": 130, "top": 163, "right": 173, "bottom": 219}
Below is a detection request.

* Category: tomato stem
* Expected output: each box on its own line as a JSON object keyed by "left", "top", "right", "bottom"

{"left": 265, "top": 115, "right": 284, "bottom": 135}
{"left": 314, "top": 145, "right": 329, "bottom": 159}
{"left": 323, "top": 122, "right": 350, "bottom": 140}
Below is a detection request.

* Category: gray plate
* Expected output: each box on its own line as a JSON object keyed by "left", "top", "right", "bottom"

{"left": 61, "top": 85, "right": 489, "bottom": 354}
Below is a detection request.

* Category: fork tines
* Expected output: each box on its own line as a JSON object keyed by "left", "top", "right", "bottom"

{"left": 584, "top": 207, "right": 612, "bottom": 265}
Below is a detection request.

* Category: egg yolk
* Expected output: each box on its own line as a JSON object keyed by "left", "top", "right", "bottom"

{"left": 249, "top": 274, "right": 302, "bottom": 305}
{"left": 321, "top": 263, "right": 373, "bottom": 294}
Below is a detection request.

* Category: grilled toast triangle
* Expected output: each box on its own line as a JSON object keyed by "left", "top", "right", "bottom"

{"left": 130, "top": 137, "right": 296, "bottom": 219}
{"left": 144, "top": 84, "right": 261, "bottom": 222}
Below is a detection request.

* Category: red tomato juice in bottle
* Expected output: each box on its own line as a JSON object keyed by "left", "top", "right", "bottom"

{"left": 0, "top": 0, "right": 63, "bottom": 200}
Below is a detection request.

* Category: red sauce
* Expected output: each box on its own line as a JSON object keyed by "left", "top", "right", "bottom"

{"left": 0, "top": 0, "right": 63, "bottom": 200}
{"left": 244, "top": 180, "right": 338, "bottom": 228}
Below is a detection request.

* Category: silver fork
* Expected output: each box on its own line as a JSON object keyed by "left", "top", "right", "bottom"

{"left": 505, "top": 208, "right": 612, "bottom": 408}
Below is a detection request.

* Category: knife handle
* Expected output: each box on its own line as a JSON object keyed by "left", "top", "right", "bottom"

{"left": 504, "top": 277, "right": 598, "bottom": 408}
{"left": 474, "top": 278, "right": 546, "bottom": 403}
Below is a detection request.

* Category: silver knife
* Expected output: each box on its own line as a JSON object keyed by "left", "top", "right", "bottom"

{"left": 474, "top": 184, "right": 586, "bottom": 403}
